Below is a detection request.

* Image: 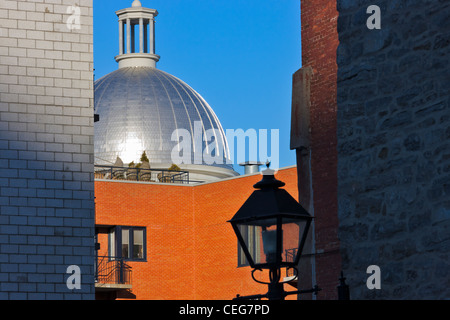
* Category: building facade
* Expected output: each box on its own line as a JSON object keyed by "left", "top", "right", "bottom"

{"left": 94, "top": 166, "right": 300, "bottom": 300}
{"left": 3, "top": 0, "right": 447, "bottom": 301}
{"left": 291, "top": 0, "right": 341, "bottom": 300}
{"left": 336, "top": 0, "right": 450, "bottom": 299}
{"left": 0, "top": 0, "right": 95, "bottom": 299}
{"left": 0, "top": 0, "right": 307, "bottom": 301}
{"left": 292, "top": 0, "right": 450, "bottom": 299}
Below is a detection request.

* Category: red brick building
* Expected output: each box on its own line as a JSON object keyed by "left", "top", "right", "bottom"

{"left": 95, "top": 167, "right": 300, "bottom": 300}
{"left": 291, "top": 0, "right": 341, "bottom": 300}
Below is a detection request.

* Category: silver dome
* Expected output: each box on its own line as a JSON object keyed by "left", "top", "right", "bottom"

{"left": 94, "top": 67, "right": 233, "bottom": 170}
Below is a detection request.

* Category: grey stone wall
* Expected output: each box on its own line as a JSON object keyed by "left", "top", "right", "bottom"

{"left": 337, "top": 0, "right": 450, "bottom": 299}
{"left": 0, "top": 0, "right": 94, "bottom": 299}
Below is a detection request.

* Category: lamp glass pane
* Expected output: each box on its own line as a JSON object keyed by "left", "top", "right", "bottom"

{"left": 281, "top": 217, "right": 309, "bottom": 265}
{"left": 237, "top": 217, "right": 279, "bottom": 266}
{"left": 237, "top": 224, "right": 262, "bottom": 265}
{"left": 261, "top": 225, "right": 278, "bottom": 264}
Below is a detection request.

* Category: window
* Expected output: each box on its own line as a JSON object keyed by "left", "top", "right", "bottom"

{"left": 122, "top": 229, "right": 130, "bottom": 258}
{"left": 237, "top": 225, "right": 261, "bottom": 267}
{"left": 109, "top": 226, "right": 146, "bottom": 261}
{"left": 133, "top": 229, "right": 144, "bottom": 259}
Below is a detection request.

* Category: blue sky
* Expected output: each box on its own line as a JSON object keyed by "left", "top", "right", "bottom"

{"left": 93, "top": 0, "right": 302, "bottom": 174}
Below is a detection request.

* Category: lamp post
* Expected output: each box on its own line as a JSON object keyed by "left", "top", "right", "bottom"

{"left": 228, "top": 167, "right": 320, "bottom": 300}
{"left": 337, "top": 271, "right": 350, "bottom": 300}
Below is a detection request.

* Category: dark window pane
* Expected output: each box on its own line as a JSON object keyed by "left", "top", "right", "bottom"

{"left": 133, "top": 229, "right": 144, "bottom": 259}
{"left": 122, "top": 229, "right": 130, "bottom": 259}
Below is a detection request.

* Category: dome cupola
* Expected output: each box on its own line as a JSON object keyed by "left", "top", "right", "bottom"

{"left": 94, "top": 1, "right": 238, "bottom": 182}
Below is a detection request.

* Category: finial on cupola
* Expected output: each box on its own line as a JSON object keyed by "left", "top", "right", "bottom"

{"left": 132, "top": 0, "right": 142, "bottom": 7}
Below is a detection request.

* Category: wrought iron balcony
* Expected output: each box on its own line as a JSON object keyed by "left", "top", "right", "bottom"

{"left": 285, "top": 248, "right": 298, "bottom": 277}
{"left": 95, "top": 256, "right": 132, "bottom": 291}
{"left": 284, "top": 248, "right": 298, "bottom": 288}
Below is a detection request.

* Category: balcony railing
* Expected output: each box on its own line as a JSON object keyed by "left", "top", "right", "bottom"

{"left": 285, "top": 248, "right": 298, "bottom": 277}
{"left": 95, "top": 256, "right": 132, "bottom": 287}
{"left": 94, "top": 165, "right": 190, "bottom": 184}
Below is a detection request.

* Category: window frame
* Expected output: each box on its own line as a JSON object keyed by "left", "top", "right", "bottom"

{"left": 109, "top": 226, "right": 147, "bottom": 262}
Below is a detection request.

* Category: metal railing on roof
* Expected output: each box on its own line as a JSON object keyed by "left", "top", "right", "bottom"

{"left": 94, "top": 165, "right": 190, "bottom": 184}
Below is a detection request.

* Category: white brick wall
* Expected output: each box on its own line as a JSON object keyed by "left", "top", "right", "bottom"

{"left": 0, "top": 0, "right": 94, "bottom": 300}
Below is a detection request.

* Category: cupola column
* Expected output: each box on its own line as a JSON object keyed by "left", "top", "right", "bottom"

{"left": 119, "top": 19, "right": 124, "bottom": 55}
{"left": 139, "top": 18, "right": 144, "bottom": 53}
{"left": 126, "top": 18, "right": 131, "bottom": 54}
{"left": 149, "top": 17, "right": 155, "bottom": 54}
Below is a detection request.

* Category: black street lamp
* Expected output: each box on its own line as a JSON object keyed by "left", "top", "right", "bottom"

{"left": 228, "top": 167, "right": 320, "bottom": 300}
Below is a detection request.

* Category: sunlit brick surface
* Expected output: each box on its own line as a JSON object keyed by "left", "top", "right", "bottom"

{"left": 95, "top": 167, "right": 299, "bottom": 300}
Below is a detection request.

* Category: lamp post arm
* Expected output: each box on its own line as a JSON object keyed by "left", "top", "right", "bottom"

{"left": 233, "top": 293, "right": 267, "bottom": 300}
{"left": 283, "top": 285, "right": 321, "bottom": 298}
{"left": 233, "top": 285, "right": 321, "bottom": 300}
